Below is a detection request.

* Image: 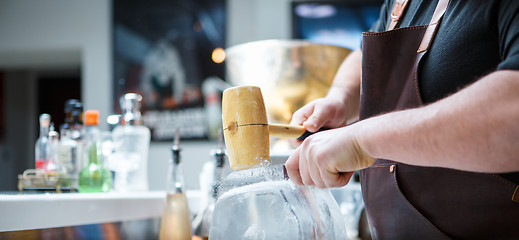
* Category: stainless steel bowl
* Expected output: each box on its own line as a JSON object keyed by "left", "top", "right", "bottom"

{"left": 226, "top": 39, "right": 352, "bottom": 124}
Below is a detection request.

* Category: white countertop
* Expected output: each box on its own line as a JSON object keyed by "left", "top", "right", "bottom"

{"left": 0, "top": 190, "right": 201, "bottom": 232}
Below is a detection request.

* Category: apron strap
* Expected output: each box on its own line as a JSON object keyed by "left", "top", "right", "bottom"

{"left": 417, "top": 0, "right": 450, "bottom": 53}
{"left": 388, "top": 0, "right": 410, "bottom": 31}
{"left": 387, "top": 0, "right": 451, "bottom": 52}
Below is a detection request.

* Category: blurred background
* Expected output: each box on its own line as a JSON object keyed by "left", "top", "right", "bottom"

{"left": 0, "top": 0, "right": 381, "bottom": 191}
{"left": 0, "top": 0, "right": 384, "bottom": 239}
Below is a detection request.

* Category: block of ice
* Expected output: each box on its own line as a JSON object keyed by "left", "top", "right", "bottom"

{"left": 210, "top": 165, "right": 347, "bottom": 239}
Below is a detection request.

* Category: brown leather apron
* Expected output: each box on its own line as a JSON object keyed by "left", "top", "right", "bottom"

{"left": 358, "top": 0, "right": 519, "bottom": 239}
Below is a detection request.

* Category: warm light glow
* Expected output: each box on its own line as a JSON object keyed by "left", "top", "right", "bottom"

{"left": 212, "top": 48, "right": 226, "bottom": 63}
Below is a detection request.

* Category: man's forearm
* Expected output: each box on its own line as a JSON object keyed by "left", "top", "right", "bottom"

{"left": 356, "top": 70, "right": 519, "bottom": 172}
{"left": 327, "top": 49, "right": 362, "bottom": 122}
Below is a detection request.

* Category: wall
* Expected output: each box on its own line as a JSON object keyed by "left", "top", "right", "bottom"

{"left": 2, "top": 72, "right": 38, "bottom": 190}
{"left": 227, "top": 0, "right": 292, "bottom": 46}
{"left": 0, "top": 0, "right": 112, "bottom": 190}
{"left": 0, "top": 0, "right": 112, "bottom": 121}
{"left": 0, "top": 0, "right": 292, "bottom": 191}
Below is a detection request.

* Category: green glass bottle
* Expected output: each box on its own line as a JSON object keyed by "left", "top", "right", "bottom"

{"left": 78, "top": 110, "right": 112, "bottom": 193}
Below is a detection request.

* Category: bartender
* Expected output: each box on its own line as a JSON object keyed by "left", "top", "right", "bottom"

{"left": 285, "top": 0, "right": 519, "bottom": 239}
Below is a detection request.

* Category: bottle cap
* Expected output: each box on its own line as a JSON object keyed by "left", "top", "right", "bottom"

{"left": 39, "top": 114, "right": 51, "bottom": 127}
{"left": 84, "top": 110, "right": 99, "bottom": 125}
{"left": 120, "top": 93, "right": 143, "bottom": 125}
{"left": 120, "top": 93, "right": 142, "bottom": 111}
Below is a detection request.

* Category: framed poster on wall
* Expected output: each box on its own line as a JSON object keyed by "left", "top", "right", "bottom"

{"left": 291, "top": 0, "right": 382, "bottom": 50}
{"left": 113, "top": 0, "right": 226, "bottom": 140}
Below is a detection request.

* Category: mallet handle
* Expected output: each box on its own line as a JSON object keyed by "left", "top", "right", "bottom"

{"left": 268, "top": 123, "right": 306, "bottom": 139}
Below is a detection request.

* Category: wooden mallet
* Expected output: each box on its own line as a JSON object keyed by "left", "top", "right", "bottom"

{"left": 222, "top": 86, "right": 308, "bottom": 170}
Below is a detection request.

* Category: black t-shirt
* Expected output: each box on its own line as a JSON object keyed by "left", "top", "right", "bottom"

{"left": 370, "top": 0, "right": 519, "bottom": 104}
{"left": 369, "top": 0, "right": 519, "bottom": 183}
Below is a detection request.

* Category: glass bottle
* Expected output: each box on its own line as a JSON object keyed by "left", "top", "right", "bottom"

{"left": 69, "top": 101, "right": 84, "bottom": 139}
{"left": 69, "top": 101, "right": 85, "bottom": 169}
{"left": 58, "top": 126, "right": 79, "bottom": 178}
{"left": 58, "top": 125, "right": 79, "bottom": 188}
{"left": 192, "top": 131, "right": 226, "bottom": 240}
{"left": 78, "top": 110, "right": 112, "bottom": 193}
{"left": 35, "top": 113, "right": 51, "bottom": 170}
{"left": 110, "top": 93, "right": 150, "bottom": 191}
{"left": 45, "top": 123, "right": 60, "bottom": 173}
{"left": 58, "top": 99, "right": 83, "bottom": 180}
{"left": 63, "top": 99, "right": 80, "bottom": 126}
{"left": 159, "top": 130, "right": 192, "bottom": 240}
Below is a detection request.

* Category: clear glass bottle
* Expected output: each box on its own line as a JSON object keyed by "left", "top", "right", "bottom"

{"left": 78, "top": 110, "right": 112, "bottom": 193}
{"left": 192, "top": 131, "right": 226, "bottom": 240}
{"left": 45, "top": 123, "right": 60, "bottom": 173}
{"left": 69, "top": 101, "right": 85, "bottom": 170}
{"left": 159, "top": 130, "right": 192, "bottom": 240}
{"left": 58, "top": 99, "right": 83, "bottom": 181}
{"left": 110, "top": 93, "right": 150, "bottom": 191}
{"left": 58, "top": 126, "right": 79, "bottom": 188}
{"left": 35, "top": 113, "right": 51, "bottom": 170}
{"left": 58, "top": 126, "right": 79, "bottom": 177}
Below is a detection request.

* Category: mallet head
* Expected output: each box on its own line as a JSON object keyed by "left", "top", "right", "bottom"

{"left": 222, "top": 86, "right": 270, "bottom": 170}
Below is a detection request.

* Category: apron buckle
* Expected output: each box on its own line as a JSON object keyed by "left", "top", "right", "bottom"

{"left": 512, "top": 186, "right": 519, "bottom": 203}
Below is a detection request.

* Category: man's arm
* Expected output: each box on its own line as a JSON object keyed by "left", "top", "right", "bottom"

{"left": 287, "top": 70, "right": 519, "bottom": 188}
{"left": 327, "top": 49, "right": 362, "bottom": 124}
{"left": 357, "top": 70, "right": 519, "bottom": 172}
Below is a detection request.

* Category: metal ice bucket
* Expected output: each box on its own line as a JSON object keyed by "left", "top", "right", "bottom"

{"left": 225, "top": 40, "right": 352, "bottom": 124}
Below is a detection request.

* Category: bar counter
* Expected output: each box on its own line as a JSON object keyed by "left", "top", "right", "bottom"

{"left": 0, "top": 190, "right": 201, "bottom": 232}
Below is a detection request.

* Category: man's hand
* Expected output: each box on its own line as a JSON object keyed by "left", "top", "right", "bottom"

{"left": 290, "top": 97, "right": 350, "bottom": 132}
{"left": 289, "top": 93, "right": 355, "bottom": 147}
{"left": 285, "top": 126, "right": 375, "bottom": 188}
